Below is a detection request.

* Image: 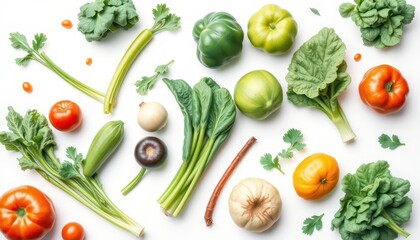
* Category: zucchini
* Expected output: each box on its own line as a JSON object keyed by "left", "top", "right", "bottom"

{"left": 83, "top": 120, "right": 124, "bottom": 177}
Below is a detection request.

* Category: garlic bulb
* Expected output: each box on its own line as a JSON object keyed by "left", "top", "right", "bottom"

{"left": 228, "top": 177, "right": 282, "bottom": 232}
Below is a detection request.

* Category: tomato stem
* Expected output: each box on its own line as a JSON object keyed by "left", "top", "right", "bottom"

{"left": 385, "top": 81, "right": 394, "bottom": 92}
{"left": 15, "top": 208, "right": 26, "bottom": 218}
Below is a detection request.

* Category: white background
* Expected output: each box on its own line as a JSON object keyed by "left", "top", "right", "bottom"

{"left": 0, "top": 0, "right": 419, "bottom": 239}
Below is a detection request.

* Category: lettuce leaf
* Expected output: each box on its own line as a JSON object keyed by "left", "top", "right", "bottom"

{"left": 331, "top": 160, "right": 413, "bottom": 240}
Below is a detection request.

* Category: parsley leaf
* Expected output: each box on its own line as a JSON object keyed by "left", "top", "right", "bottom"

{"left": 378, "top": 133, "right": 405, "bottom": 150}
{"left": 260, "top": 153, "right": 284, "bottom": 174}
{"left": 135, "top": 60, "right": 174, "bottom": 96}
{"left": 59, "top": 147, "right": 85, "bottom": 180}
{"left": 302, "top": 213, "right": 324, "bottom": 235}
{"left": 260, "top": 128, "right": 305, "bottom": 174}
{"left": 279, "top": 128, "right": 306, "bottom": 158}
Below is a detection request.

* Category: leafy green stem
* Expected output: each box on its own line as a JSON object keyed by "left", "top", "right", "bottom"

{"left": 381, "top": 210, "right": 410, "bottom": 238}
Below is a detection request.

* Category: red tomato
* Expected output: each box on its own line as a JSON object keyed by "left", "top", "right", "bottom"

{"left": 0, "top": 185, "right": 56, "bottom": 240}
{"left": 62, "top": 222, "right": 85, "bottom": 240}
{"left": 49, "top": 100, "right": 82, "bottom": 132}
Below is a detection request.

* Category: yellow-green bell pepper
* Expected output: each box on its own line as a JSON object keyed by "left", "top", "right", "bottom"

{"left": 247, "top": 4, "right": 298, "bottom": 55}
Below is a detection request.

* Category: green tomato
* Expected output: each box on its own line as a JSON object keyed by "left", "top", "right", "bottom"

{"left": 247, "top": 4, "right": 298, "bottom": 55}
{"left": 234, "top": 70, "right": 283, "bottom": 120}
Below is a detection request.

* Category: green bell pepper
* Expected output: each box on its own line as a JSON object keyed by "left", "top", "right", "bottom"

{"left": 247, "top": 4, "right": 298, "bottom": 55}
{"left": 193, "top": 12, "right": 244, "bottom": 68}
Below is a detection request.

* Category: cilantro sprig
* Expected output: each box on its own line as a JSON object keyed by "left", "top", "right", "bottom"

{"left": 378, "top": 133, "right": 405, "bottom": 150}
{"left": 135, "top": 60, "right": 174, "bottom": 96}
{"left": 302, "top": 213, "right": 324, "bottom": 235}
{"left": 260, "top": 128, "right": 305, "bottom": 174}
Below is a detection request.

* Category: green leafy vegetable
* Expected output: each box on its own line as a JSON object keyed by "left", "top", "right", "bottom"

{"left": 339, "top": 0, "right": 415, "bottom": 48}
{"left": 0, "top": 107, "right": 144, "bottom": 237}
{"left": 379, "top": 133, "right": 405, "bottom": 150}
{"left": 310, "top": 7, "right": 320, "bottom": 16}
{"left": 103, "top": 4, "right": 181, "bottom": 113}
{"left": 77, "top": 0, "right": 139, "bottom": 42}
{"left": 157, "top": 77, "right": 236, "bottom": 217}
{"left": 9, "top": 32, "right": 105, "bottom": 103}
{"left": 260, "top": 128, "right": 305, "bottom": 174}
{"left": 331, "top": 160, "right": 412, "bottom": 239}
{"left": 302, "top": 213, "right": 324, "bottom": 235}
{"left": 285, "top": 27, "right": 356, "bottom": 143}
{"left": 135, "top": 59, "right": 174, "bottom": 96}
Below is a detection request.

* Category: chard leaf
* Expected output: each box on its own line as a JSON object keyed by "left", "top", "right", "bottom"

{"left": 207, "top": 88, "right": 236, "bottom": 138}
{"left": 192, "top": 79, "right": 213, "bottom": 129}
{"left": 163, "top": 78, "right": 193, "bottom": 161}
{"left": 286, "top": 89, "right": 326, "bottom": 114}
{"left": 286, "top": 28, "right": 346, "bottom": 99}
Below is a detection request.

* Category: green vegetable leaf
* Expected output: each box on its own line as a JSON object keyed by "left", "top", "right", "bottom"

{"left": 77, "top": 0, "right": 139, "bottom": 42}
{"left": 339, "top": 3, "right": 356, "bottom": 17}
{"left": 162, "top": 78, "right": 194, "bottom": 161}
{"left": 310, "top": 7, "right": 321, "bottom": 16}
{"left": 135, "top": 60, "right": 174, "bottom": 96}
{"left": 9, "top": 32, "right": 32, "bottom": 52}
{"left": 286, "top": 28, "right": 347, "bottom": 98}
{"left": 150, "top": 4, "right": 181, "bottom": 33}
{"left": 339, "top": 0, "right": 415, "bottom": 48}
{"left": 260, "top": 153, "right": 283, "bottom": 174}
{"left": 18, "top": 156, "right": 40, "bottom": 170}
{"left": 378, "top": 134, "right": 405, "bottom": 150}
{"left": 66, "top": 146, "right": 84, "bottom": 165}
{"left": 59, "top": 161, "right": 80, "bottom": 180}
{"left": 260, "top": 128, "right": 305, "bottom": 174}
{"left": 302, "top": 213, "right": 324, "bottom": 235}
{"left": 286, "top": 28, "right": 355, "bottom": 143}
{"left": 283, "top": 128, "right": 306, "bottom": 150}
{"left": 331, "top": 160, "right": 413, "bottom": 239}
{"left": 32, "top": 33, "right": 47, "bottom": 51}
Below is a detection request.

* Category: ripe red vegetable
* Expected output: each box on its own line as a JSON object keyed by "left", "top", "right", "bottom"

{"left": 0, "top": 185, "right": 56, "bottom": 240}
{"left": 49, "top": 100, "right": 82, "bottom": 132}
{"left": 62, "top": 222, "right": 85, "bottom": 240}
{"left": 359, "top": 64, "right": 409, "bottom": 114}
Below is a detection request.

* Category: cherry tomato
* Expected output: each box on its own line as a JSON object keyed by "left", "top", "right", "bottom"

{"left": 85, "top": 58, "right": 93, "bottom": 65}
{"left": 61, "top": 19, "right": 73, "bottom": 29}
{"left": 49, "top": 100, "right": 82, "bottom": 132}
{"left": 62, "top": 222, "right": 85, "bottom": 240}
{"left": 22, "top": 81, "right": 33, "bottom": 93}
{"left": 354, "top": 53, "right": 362, "bottom": 62}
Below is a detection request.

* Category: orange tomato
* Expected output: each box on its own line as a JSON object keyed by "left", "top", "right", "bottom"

{"left": 293, "top": 153, "right": 339, "bottom": 200}
{"left": 0, "top": 185, "right": 56, "bottom": 240}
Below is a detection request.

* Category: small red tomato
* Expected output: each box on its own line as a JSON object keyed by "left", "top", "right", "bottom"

{"left": 61, "top": 19, "right": 73, "bottom": 29}
{"left": 62, "top": 222, "right": 85, "bottom": 240}
{"left": 49, "top": 100, "right": 82, "bottom": 132}
{"left": 22, "top": 81, "right": 33, "bottom": 93}
{"left": 85, "top": 58, "right": 93, "bottom": 66}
